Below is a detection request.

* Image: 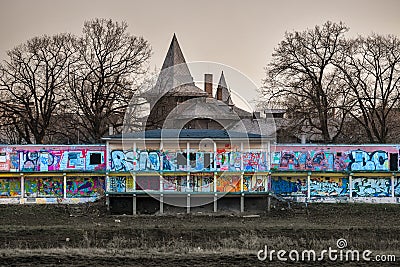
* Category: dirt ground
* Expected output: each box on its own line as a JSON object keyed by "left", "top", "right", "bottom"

{"left": 0, "top": 199, "right": 399, "bottom": 266}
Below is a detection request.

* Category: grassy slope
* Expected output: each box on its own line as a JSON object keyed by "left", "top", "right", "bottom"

{"left": 0, "top": 201, "right": 399, "bottom": 266}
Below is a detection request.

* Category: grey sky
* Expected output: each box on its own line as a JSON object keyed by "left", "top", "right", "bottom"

{"left": 1, "top": 0, "right": 399, "bottom": 106}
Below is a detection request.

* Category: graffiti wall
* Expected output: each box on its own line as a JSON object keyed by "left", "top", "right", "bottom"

{"left": 352, "top": 177, "right": 391, "bottom": 197}
{"left": 216, "top": 175, "right": 240, "bottom": 192}
{"left": 272, "top": 145, "right": 396, "bottom": 172}
{"left": 0, "top": 178, "right": 20, "bottom": 197}
{"left": 25, "top": 177, "right": 63, "bottom": 198}
{"left": 0, "top": 146, "right": 106, "bottom": 172}
{"left": 310, "top": 177, "right": 349, "bottom": 197}
{"left": 270, "top": 177, "right": 307, "bottom": 196}
{"left": 108, "top": 176, "right": 136, "bottom": 192}
{"left": 110, "top": 149, "right": 268, "bottom": 172}
{"left": 66, "top": 177, "right": 103, "bottom": 197}
{"left": 243, "top": 175, "right": 267, "bottom": 192}
{"left": 242, "top": 152, "right": 268, "bottom": 171}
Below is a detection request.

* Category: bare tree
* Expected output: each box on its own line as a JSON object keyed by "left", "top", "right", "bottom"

{"left": 262, "top": 21, "right": 349, "bottom": 143}
{"left": 67, "top": 18, "right": 152, "bottom": 143}
{"left": 335, "top": 34, "right": 400, "bottom": 143}
{"left": 0, "top": 34, "right": 74, "bottom": 144}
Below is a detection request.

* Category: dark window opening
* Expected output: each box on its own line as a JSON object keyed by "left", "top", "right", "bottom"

{"left": 89, "top": 153, "right": 102, "bottom": 165}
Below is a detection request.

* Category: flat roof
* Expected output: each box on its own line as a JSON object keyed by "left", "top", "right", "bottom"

{"left": 102, "top": 129, "right": 271, "bottom": 140}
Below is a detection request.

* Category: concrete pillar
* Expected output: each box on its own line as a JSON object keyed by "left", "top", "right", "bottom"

{"left": 63, "top": 173, "right": 67, "bottom": 199}
{"left": 307, "top": 173, "right": 311, "bottom": 200}
{"left": 349, "top": 174, "right": 353, "bottom": 200}
{"left": 240, "top": 193, "right": 245, "bottom": 213}
{"left": 186, "top": 142, "right": 190, "bottom": 172}
{"left": 213, "top": 172, "right": 217, "bottom": 192}
{"left": 106, "top": 194, "right": 110, "bottom": 211}
{"left": 391, "top": 174, "right": 395, "bottom": 198}
{"left": 240, "top": 172, "right": 244, "bottom": 192}
{"left": 20, "top": 173, "right": 24, "bottom": 200}
{"left": 187, "top": 194, "right": 191, "bottom": 214}
{"left": 106, "top": 173, "right": 110, "bottom": 192}
{"left": 267, "top": 194, "right": 271, "bottom": 212}
{"left": 160, "top": 194, "right": 164, "bottom": 214}
{"left": 133, "top": 173, "right": 136, "bottom": 191}
{"left": 132, "top": 194, "right": 137, "bottom": 215}
{"left": 133, "top": 141, "right": 137, "bottom": 171}
{"left": 240, "top": 142, "right": 244, "bottom": 170}
{"left": 214, "top": 193, "right": 218, "bottom": 212}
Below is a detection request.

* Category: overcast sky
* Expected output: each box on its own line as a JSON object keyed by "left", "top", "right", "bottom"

{"left": 1, "top": 0, "right": 400, "bottom": 107}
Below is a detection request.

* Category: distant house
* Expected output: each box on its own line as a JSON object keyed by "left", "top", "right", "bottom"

{"left": 143, "top": 34, "right": 273, "bottom": 138}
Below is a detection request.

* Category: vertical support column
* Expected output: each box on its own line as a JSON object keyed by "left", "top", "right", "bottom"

{"left": 391, "top": 174, "right": 395, "bottom": 198}
{"left": 213, "top": 142, "right": 217, "bottom": 170}
{"left": 267, "top": 194, "right": 271, "bottom": 213}
{"left": 133, "top": 173, "right": 136, "bottom": 191}
{"left": 133, "top": 141, "right": 137, "bottom": 171}
{"left": 106, "top": 141, "right": 110, "bottom": 171}
{"left": 307, "top": 172, "right": 311, "bottom": 200}
{"left": 186, "top": 142, "right": 190, "bottom": 171}
{"left": 213, "top": 172, "right": 217, "bottom": 192}
{"left": 106, "top": 172, "right": 110, "bottom": 192}
{"left": 240, "top": 193, "right": 245, "bottom": 213}
{"left": 349, "top": 174, "right": 353, "bottom": 201}
{"left": 63, "top": 173, "right": 67, "bottom": 200}
{"left": 187, "top": 194, "right": 190, "bottom": 214}
{"left": 160, "top": 193, "right": 164, "bottom": 215}
{"left": 159, "top": 141, "right": 163, "bottom": 171}
{"left": 105, "top": 172, "right": 110, "bottom": 211}
{"left": 20, "top": 173, "right": 25, "bottom": 202}
{"left": 160, "top": 174, "right": 163, "bottom": 193}
{"left": 132, "top": 194, "right": 137, "bottom": 215}
{"left": 267, "top": 141, "right": 271, "bottom": 170}
{"left": 240, "top": 172, "right": 244, "bottom": 192}
{"left": 214, "top": 193, "right": 218, "bottom": 212}
{"left": 266, "top": 172, "right": 271, "bottom": 193}
{"left": 240, "top": 142, "right": 244, "bottom": 171}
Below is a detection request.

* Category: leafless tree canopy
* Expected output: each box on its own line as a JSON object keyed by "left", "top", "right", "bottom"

{"left": 67, "top": 18, "right": 152, "bottom": 143}
{"left": 262, "top": 21, "right": 400, "bottom": 144}
{"left": 0, "top": 18, "right": 151, "bottom": 144}
{"left": 0, "top": 34, "right": 74, "bottom": 144}
{"left": 335, "top": 34, "right": 400, "bottom": 143}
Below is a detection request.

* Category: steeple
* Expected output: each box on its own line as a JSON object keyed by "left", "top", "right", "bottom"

{"left": 216, "top": 71, "right": 234, "bottom": 106}
{"left": 161, "top": 34, "right": 188, "bottom": 70}
{"left": 157, "top": 34, "right": 195, "bottom": 87}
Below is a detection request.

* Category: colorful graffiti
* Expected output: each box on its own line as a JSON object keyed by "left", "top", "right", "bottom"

{"left": 394, "top": 178, "right": 400, "bottom": 197}
{"left": 270, "top": 177, "right": 307, "bottom": 196}
{"left": 66, "top": 177, "right": 103, "bottom": 197}
{"left": 192, "top": 175, "right": 213, "bottom": 192}
{"left": 310, "top": 177, "right": 349, "bottom": 197}
{"left": 25, "top": 178, "right": 63, "bottom": 197}
{"left": 110, "top": 150, "right": 135, "bottom": 171}
{"left": 216, "top": 175, "right": 240, "bottom": 192}
{"left": 243, "top": 175, "right": 266, "bottom": 192}
{"left": 271, "top": 148, "right": 390, "bottom": 172}
{"left": 0, "top": 178, "right": 21, "bottom": 197}
{"left": 0, "top": 146, "right": 106, "bottom": 172}
{"left": 242, "top": 152, "right": 268, "bottom": 171}
{"left": 347, "top": 151, "right": 388, "bottom": 171}
{"left": 352, "top": 177, "right": 391, "bottom": 197}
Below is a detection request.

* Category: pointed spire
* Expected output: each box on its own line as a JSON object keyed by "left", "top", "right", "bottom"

{"left": 216, "top": 71, "right": 234, "bottom": 106}
{"left": 151, "top": 34, "right": 206, "bottom": 99}
{"left": 161, "top": 33, "right": 189, "bottom": 71}
{"left": 218, "top": 71, "right": 228, "bottom": 89}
